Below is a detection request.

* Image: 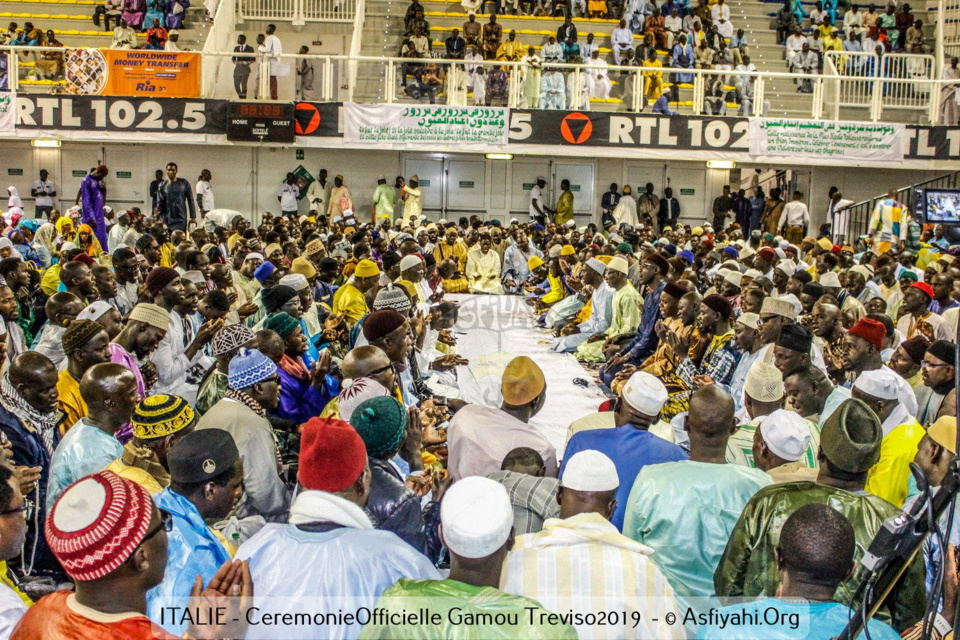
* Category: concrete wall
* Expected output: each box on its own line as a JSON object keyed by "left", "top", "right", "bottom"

{"left": 1, "top": 140, "right": 945, "bottom": 232}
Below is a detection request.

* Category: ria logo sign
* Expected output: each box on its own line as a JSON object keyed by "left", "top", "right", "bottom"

{"left": 559, "top": 112, "right": 593, "bottom": 144}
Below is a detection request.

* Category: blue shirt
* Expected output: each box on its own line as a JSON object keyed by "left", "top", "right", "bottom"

{"left": 696, "top": 599, "right": 900, "bottom": 639}
{"left": 561, "top": 426, "right": 688, "bottom": 531}
{"left": 147, "top": 489, "right": 232, "bottom": 636}
{"left": 47, "top": 419, "right": 124, "bottom": 512}
{"left": 627, "top": 280, "right": 666, "bottom": 362}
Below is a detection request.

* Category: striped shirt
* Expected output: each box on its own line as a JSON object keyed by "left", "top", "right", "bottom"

{"left": 501, "top": 513, "right": 685, "bottom": 640}
{"left": 487, "top": 470, "right": 560, "bottom": 536}
{"left": 725, "top": 416, "right": 822, "bottom": 470}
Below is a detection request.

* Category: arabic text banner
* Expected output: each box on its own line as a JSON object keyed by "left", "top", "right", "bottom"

{"left": 64, "top": 49, "right": 201, "bottom": 98}
{"left": 749, "top": 118, "right": 904, "bottom": 162}
{"left": 343, "top": 104, "right": 508, "bottom": 145}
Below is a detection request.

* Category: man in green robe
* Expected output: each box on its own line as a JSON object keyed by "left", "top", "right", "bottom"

{"left": 372, "top": 176, "right": 396, "bottom": 225}
{"left": 713, "top": 398, "right": 927, "bottom": 632}
{"left": 359, "top": 476, "right": 577, "bottom": 640}
{"left": 577, "top": 256, "right": 641, "bottom": 363}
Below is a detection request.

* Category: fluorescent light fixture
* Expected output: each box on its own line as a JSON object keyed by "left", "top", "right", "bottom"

{"left": 706, "top": 160, "right": 735, "bottom": 169}
{"left": 485, "top": 153, "right": 513, "bottom": 160}
{"left": 31, "top": 139, "right": 61, "bottom": 148}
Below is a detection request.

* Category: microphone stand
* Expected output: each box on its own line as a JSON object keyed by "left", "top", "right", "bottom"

{"left": 836, "top": 312, "right": 960, "bottom": 640}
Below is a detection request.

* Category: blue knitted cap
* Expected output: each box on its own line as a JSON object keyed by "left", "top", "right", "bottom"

{"left": 254, "top": 261, "right": 276, "bottom": 284}
{"left": 228, "top": 348, "right": 278, "bottom": 390}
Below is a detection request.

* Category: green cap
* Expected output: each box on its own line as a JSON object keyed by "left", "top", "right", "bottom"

{"left": 820, "top": 399, "right": 882, "bottom": 473}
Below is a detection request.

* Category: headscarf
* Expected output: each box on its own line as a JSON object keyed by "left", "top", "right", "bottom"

{"left": 33, "top": 223, "right": 57, "bottom": 254}
{"left": 0, "top": 237, "right": 23, "bottom": 260}
{"left": 55, "top": 216, "right": 74, "bottom": 238}
{"left": 6, "top": 187, "right": 22, "bottom": 209}
{"left": 76, "top": 224, "right": 102, "bottom": 257}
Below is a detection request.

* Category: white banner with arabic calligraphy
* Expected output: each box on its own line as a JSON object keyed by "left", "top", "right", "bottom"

{"left": 749, "top": 118, "right": 904, "bottom": 162}
{"left": 343, "top": 103, "right": 508, "bottom": 146}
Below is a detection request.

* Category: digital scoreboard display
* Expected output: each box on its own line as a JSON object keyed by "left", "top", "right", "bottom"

{"left": 226, "top": 102, "right": 295, "bottom": 143}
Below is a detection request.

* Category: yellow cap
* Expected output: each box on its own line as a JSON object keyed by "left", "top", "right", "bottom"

{"left": 355, "top": 259, "right": 381, "bottom": 278}
{"left": 692, "top": 227, "right": 704, "bottom": 236}
{"left": 817, "top": 237, "right": 833, "bottom": 251}
{"left": 501, "top": 356, "right": 546, "bottom": 405}
{"left": 929, "top": 416, "right": 957, "bottom": 454}
{"left": 528, "top": 256, "right": 544, "bottom": 270}
{"left": 597, "top": 255, "right": 613, "bottom": 265}
{"left": 394, "top": 279, "right": 418, "bottom": 299}
{"left": 560, "top": 244, "right": 575, "bottom": 256}
{"left": 291, "top": 257, "right": 317, "bottom": 279}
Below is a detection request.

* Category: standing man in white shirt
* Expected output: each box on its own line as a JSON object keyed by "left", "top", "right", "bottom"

{"left": 31, "top": 169, "right": 56, "bottom": 219}
{"left": 306, "top": 168, "right": 328, "bottom": 214}
{"left": 263, "top": 23, "right": 282, "bottom": 100}
{"left": 778, "top": 190, "right": 810, "bottom": 245}
{"left": 711, "top": 0, "right": 730, "bottom": 22}
{"left": 529, "top": 176, "right": 550, "bottom": 226}
{"left": 195, "top": 169, "right": 214, "bottom": 218}
{"left": 611, "top": 20, "right": 633, "bottom": 64}
{"left": 277, "top": 172, "right": 300, "bottom": 219}
{"left": 828, "top": 190, "right": 855, "bottom": 244}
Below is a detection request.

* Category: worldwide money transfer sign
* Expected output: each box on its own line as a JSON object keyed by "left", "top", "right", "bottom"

{"left": 344, "top": 103, "right": 508, "bottom": 145}
{"left": 749, "top": 118, "right": 904, "bottom": 162}
{"left": 64, "top": 49, "right": 201, "bottom": 98}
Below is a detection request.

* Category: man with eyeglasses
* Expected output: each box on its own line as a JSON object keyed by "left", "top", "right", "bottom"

{"left": 146, "top": 428, "right": 243, "bottom": 636}
{"left": 196, "top": 348, "right": 289, "bottom": 523}
{"left": 915, "top": 340, "right": 957, "bottom": 426}
{"left": 14, "top": 470, "right": 253, "bottom": 640}
{"left": 0, "top": 463, "right": 30, "bottom": 636}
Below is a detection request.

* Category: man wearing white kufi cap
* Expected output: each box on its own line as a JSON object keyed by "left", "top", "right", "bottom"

{"left": 552, "top": 257, "right": 614, "bottom": 354}
{"left": 852, "top": 368, "right": 924, "bottom": 507}
{"left": 575, "top": 255, "right": 642, "bottom": 363}
{"left": 561, "top": 371, "right": 687, "bottom": 531}
{"left": 501, "top": 451, "right": 684, "bottom": 640}
{"left": 727, "top": 362, "right": 821, "bottom": 475}
{"left": 752, "top": 409, "right": 819, "bottom": 483}
{"left": 361, "top": 477, "right": 577, "bottom": 640}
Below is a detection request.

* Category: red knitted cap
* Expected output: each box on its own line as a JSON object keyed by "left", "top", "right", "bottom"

{"left": 46, "top": 471, "right": 153, "bottom": 582}
{"left": 848, "top": 318, "right": 886, "bottom": 352}
{"left": 910, "top": 281, "right": 935, "bottom": 300}
{"left": 299, "top": 417, "right": 367, "bottom": 493}
{"left": 757, "top": 247, "right": 776, "bottom": 262}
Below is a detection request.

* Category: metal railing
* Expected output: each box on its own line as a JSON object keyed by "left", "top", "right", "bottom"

{"left": 6, "top": 43, "right": 960, "bottom": 125}
{"left": 238, "top": 0, "right": 355, "bottom": 24}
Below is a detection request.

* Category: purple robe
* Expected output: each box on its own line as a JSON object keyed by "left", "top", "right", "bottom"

{"left": 80, "top": 174, "right": 108, "bottom": 249}
{"left": 165, "top": 0, "right": 189, "bottom": 30}
{"left": 273, "top": 359, "right": 330, "bottom": 425}
{"left": 122, "top": 0, "right": 146, "bottom": 29}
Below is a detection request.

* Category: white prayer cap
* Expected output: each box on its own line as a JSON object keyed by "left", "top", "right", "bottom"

{"left": 622, "top": 371, "right": 668, "bottom": 416}
{"left": 759, "top": 409, "right": 811, "bottom": 462}
{"left": 736, "top": 312, "right": 760, "bottom": 330}
{"left": 744, "top": 361, "right": 784, "bottom": 402}
{"left": 548, "top": 245, "right": 563, "bottom": 258}
{"left": 606, "top": 256, "right": 629, "bottom": 275}
{"left": 722, "top": 260, "right": 740, "bottom": 271}
{"left": 774, "top": 248, "right": 786, "bottom": 259}
{"left": 510, "top": 218, "right": 519, "bottom": 224}
{"left": 333, "top": 216, "right": 343, "bottom": 223}
{"left": 776, "top": 259, "right": 797, "bottom": 276}
{"left": 743, "top": 268, "right": 762, "bottom": 279}
{"left": 565, "top": 220, "right": 576, "bottom": 229}
{"left": 440, "top": 477, "right": 513, "bottom": 559}
{"left": 850, "top": 264, "right": 873, "bottom": 280}
{"left": 724, "top": 271, "right": 743, "bottom": 288}
{"left": 377, "top": 175, "right": 386, "bottom": 181}
{"left": 853, "top": 368, "right": 899, "bottom": 400}
{"left": 438, "top": 219, "right": 449, "bottom": 225}
{"left": 740, "top": 246, "right": 756, "bottom": 260}
{"left": 399, "top": 255, "right": 422, "bottom": 272}
{"left": 244, "top": 252, "right": 264, "bottom": 262}
{"left": 181, "top": 270, "right": 206, "bottom": 285}
{"left": 279, "top": 273, "right": 309, "bottom": 292}
{"left": 586, "top": 258, "right": 606, "bottom": 275}
{"left": 780, "top": 293, "right": 802, "bottom": 317}
{"left": 561, "top": 450, "right": 619, "bottom": 492}
{"left": 819, "top": 271, "right": 841, "bottom": 288}
{"left": 536, "top": 176, "right": 546, "bottom": 182}
{"left": 774, "top": 235, "right": 784, "bottom": 243}
{"left": 60, "top": 242, "right": 78, "bottom": 252}
{"left": 717, "top": 268, "right": 732, "bottom": 280}
{"left": 76, "top": 300, "right": 113, "bottom": 322}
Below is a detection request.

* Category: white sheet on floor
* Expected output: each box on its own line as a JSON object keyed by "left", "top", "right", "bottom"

{"left": 448, "top": 294, "right": 608, "bottom": 455}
